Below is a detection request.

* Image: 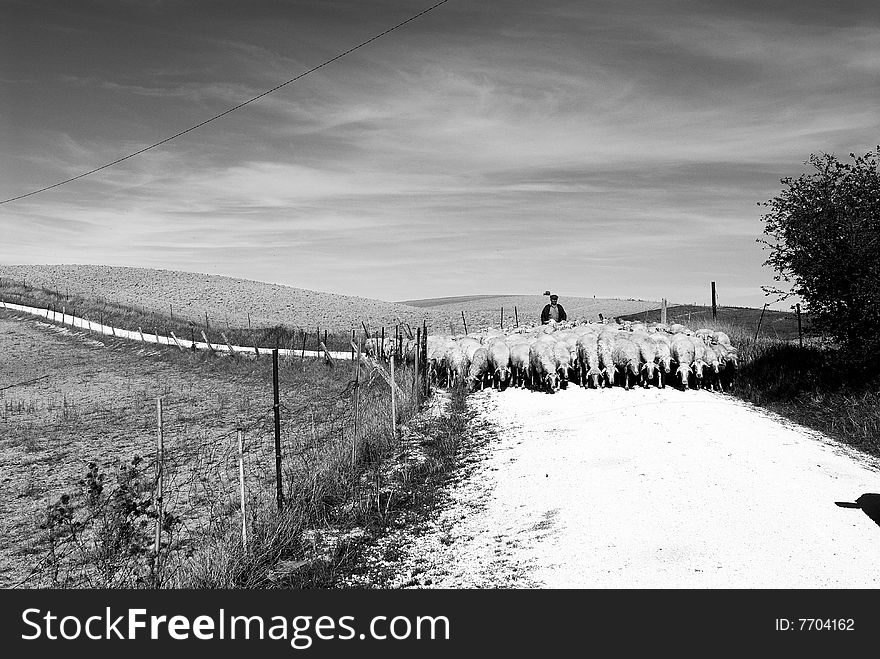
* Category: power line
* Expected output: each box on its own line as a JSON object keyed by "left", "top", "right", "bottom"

{"left": 1, "top": 0, "right": 451, "bottom": 206}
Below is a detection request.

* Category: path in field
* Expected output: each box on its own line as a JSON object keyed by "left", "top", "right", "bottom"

{"left": 386, "top": 386, "right": 880, "bottom": 588}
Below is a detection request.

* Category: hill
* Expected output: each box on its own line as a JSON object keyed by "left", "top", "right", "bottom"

{"left": 401, "top": 294, "right": 662, "bottom": 331}
{"left": 0, "top": 264, "right": 435, "bottom": 332}
{"left": 617, "top": 303, "right": 811, "bottom": 341}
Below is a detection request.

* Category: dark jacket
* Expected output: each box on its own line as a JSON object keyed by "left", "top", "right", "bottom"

{"left": 541, "top": 303, "right": 567, "bottom": 324}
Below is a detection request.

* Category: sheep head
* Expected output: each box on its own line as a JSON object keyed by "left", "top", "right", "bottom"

{"left": 693, "top": 359, "right": 707, "bottom": 381}
{"left": 676, "top": 363, "right": 692, "bottom": 387}
{"left": 587, "top": 366, "right": 602, "bottom": 389}
{"left": 545, "top": 372, "right": 560, "bottom": 392}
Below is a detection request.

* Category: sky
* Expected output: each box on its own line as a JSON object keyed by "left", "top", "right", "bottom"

{"left": 2, "top": 0, "right": 878, "bottom": 309}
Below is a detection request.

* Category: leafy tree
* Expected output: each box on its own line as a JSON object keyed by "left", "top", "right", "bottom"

{"left": 759, "top": 147, "right": 880, "bottom": 352}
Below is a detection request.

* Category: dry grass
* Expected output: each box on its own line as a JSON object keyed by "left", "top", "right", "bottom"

{"left": 0, "top": 307, "right": 425, "bottom": 588}
{"left": 0, "top": 264, "right": 435, "bottom": 331}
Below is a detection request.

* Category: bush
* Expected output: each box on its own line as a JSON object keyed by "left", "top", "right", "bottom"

{"left": 759, "top": 147, "right": 880, "bottom": 353}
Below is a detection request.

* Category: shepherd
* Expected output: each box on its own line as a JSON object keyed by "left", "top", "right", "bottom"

{"left": 541, "top": 294, "right": 567, "bottom": 324}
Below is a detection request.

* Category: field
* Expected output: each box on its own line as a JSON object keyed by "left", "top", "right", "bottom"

{"left": 402, "top": 294, "right": 662, "bottom": 331}
{"left": 0, "top": 265, "right": 664, "bottom": 335}
{"left": 0, "top": 303, "right": 424, "bottom": 588}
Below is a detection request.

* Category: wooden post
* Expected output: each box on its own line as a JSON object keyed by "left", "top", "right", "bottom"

{"left": 154, "top": 397, "right": 164, "bottom": 555}
{"left": 170, "top": 332, "right": 185, "bottom": 351}
{"left": 350, "top": 328, "right": 355, "bottom": 361}
{"left": 237, "top": 429, "right": 247, "bottom": 549}
{"left": 201, "top": 331, "right": 214, "bottom": 351}
{"left": 796, "top": 303, "right": 803, "bottom": 348}
{"left": 353, "top": 337, "right": 362, "bottom": 470}
{"left": 205, "top": 311, "right": 209, "bottom": 332}
{"left": 324, "top": 329, "right": 328, "bottom": 350}
{"left": 711, "top": 282, "right": 717, "bottom": 321}
{"left": 170, "top": 303, "right": 173, "bottom": 320}
{"left": 754, "top": 303, "right": 768, "bottom": 342}
{"left": 221, "top": 332, "right": 236, "bottom": 355}
{"left": 247, "top": 312, "right": 251, "bottom": 330}
{"left": 362, "top": 321, "right": 371, "bottom": 338}
{"left": 390, "top": 353, "right": 397, "bottom": 439}
{"left": 422, "top": 320, "right": 429, "bottom": 398}
{"left": 661, "top": 298, "right": 667, "bottom": 324}
{"left": 300, "top": 330, "right": 307, "bottom": 368}
{"left": 514, "top": 305, "right": 519, "bottom": 328}
{"left": 461, "top": 310, "right": 468, "bottom": 335}
{"left": 414, "top": 326, "right": 421, "bottom": 404}
{"left": 273, "top": 349, "right": 283, "bottom": 511}
{"left": 380, "top": 327, "right": 385, "bottom": 360}
{"left": 500, "top": 306, "right": 504, "bottom": 329}
{"left": 190, "top": 326, "right": 196, "bottom": 351}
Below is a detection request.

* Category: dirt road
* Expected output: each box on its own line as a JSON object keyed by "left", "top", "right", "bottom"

{"left": 377, "top": 386, "right": 880, "bottom": 588}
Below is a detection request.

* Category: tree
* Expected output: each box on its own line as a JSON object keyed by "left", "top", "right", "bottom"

{"left": 759, "top": 147, "right": 880, "bottom": 352}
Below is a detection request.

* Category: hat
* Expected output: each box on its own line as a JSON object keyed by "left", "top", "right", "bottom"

{"left": 550, "top": 294, "right": 558, "bottom": 300}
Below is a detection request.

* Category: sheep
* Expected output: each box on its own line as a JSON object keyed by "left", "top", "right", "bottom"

{"left": 443, "top": 345, "right": 468, "bottom": 388}
{"left": 611, "top": 336, "right": 641, "bottom": 390}
{"left": 597, "top": 329, "right": 617, "bottom": 388}
{"left": 467, "top": 347, "right": 492, "bottom": 392}
{"left": 508, "top": 342, "right": 531, "bottom": 388}
{"left": 668, "top": 323, "right": 690, "bottom": 335}
{"left": 576, "top": 332, "right": 603, "bottom": 388}
{"left": 648, "top": 333, "right": 673, "bottom": 386}
{"left": 458, "top": 337, "right": 482, "bottom": 362}
{"left": 529, "top": 342, "right": 561, "bottom": 393}
{"left": 702, "top": 343, "right": 724, "bottom": 391}
{"left": 630, "top": 332, "right": 661, "bottom": 388}
{"left": 712, "top": 330, "right": 732, "bottom": 347}
{"left": 694, "top": 329, "right": 714, "bottom": 344}
{"left": 553, "top": 341, "right": 574, "bottom": 388}
{"left": 487, "top": 339, "right": 511, "bottom": 390}
{"left": 629, "top": 321, "right": 648, "bottom": 334}
{"left": 670, "top": 334, "right": 696, "bottom": 389}
{"left": 690, "top": 336, "right": 709, "bottom": 388}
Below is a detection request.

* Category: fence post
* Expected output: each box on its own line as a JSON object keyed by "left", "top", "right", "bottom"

{"left": 500, "top": 306, "right": 504, "bottom": 329}
{"left": 353, "top": 337, "right": 362, "bottom": 470}
{"left": 661, "top": 298, "right": 667, "bottom": 325}
{"left": 237, "top": 429, "right": 248, "bottom": 549}
{"left": 422, "top": 320, "right": 429, "bottom": 398}
{"left": 514, "top": 305, "right": 519, "bottom": 328}
{"left": 711, "top": 282, "right": 717, "bottom": 321}
{"left": 154, "top": 397, "right": 164, "bottom": 556}
{"left": 390, "top": 353, "right": 397, "bottom": 440}
{"left": 461, "top": 310, "right": 468, "bottom": 335}
{"left": 796, "top": 303, "right": 803, "bottom": 348}
{"left": 300, "top": 331, "right": 307, "bottom": 369}
{"left": 273, "top": 349, "right": 283, "bottom": 512}
{"left": 205, "top": 312, "right": 209, "bottom": 333}
{"left": 754, "top": 303, "right": 768, "bottom": 342}
{"left": 414, "top": 326, "right": 421, "bottom": 405}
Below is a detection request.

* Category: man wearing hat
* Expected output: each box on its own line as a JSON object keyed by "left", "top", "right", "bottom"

{"left": 541, "top": 294, "right": 567, "bottom": 324}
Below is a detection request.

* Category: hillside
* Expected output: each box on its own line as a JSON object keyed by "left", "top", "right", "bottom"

{"left": 617, "top": 303, "right": 811, "bottom": 341}
{"left": 0, "top": 264, "right": 435, "bottom": 332}
{"left": 401, "top": 294, "right": 662, "bottom": 331}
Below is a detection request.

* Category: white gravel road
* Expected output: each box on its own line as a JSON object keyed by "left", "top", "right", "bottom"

{"left": 386, "top": 386, "right": 880, "bottom": 589}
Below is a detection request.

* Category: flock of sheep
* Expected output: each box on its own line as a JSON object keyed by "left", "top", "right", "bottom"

{"left": 424, "top": 319, "right": 740, "bottom": 393}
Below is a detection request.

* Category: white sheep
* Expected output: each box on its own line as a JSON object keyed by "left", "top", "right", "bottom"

{"left": 671, "top": 334, "right": 696, "bottom": 389}
{"left": 508, "top": 342, "right": 532, "bottom": 388}
{"left": 611, "top": 335, "right": 641, "bottom": 390}
{"left": 487, "top": 339, "right": 511, "bottom": 390}
{"left": 467, "top": 347, "right": 491, "bottom": 392}
{"left": 529, "top": 342, "right": 561, "bottom": 393}
{"left": 576, "top": 331, "right": 603, "bottom": 389}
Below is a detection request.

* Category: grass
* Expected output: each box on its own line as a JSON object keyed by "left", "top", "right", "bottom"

{"left": 1, "top": 298, "right": 436, "bottom": 588}
{"left": 0, "top": 278, "right": 406, "bottom": 353}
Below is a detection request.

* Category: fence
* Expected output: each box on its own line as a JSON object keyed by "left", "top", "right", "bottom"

{"left": 0, "top": 296, "right": 433, "bottom": 588}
